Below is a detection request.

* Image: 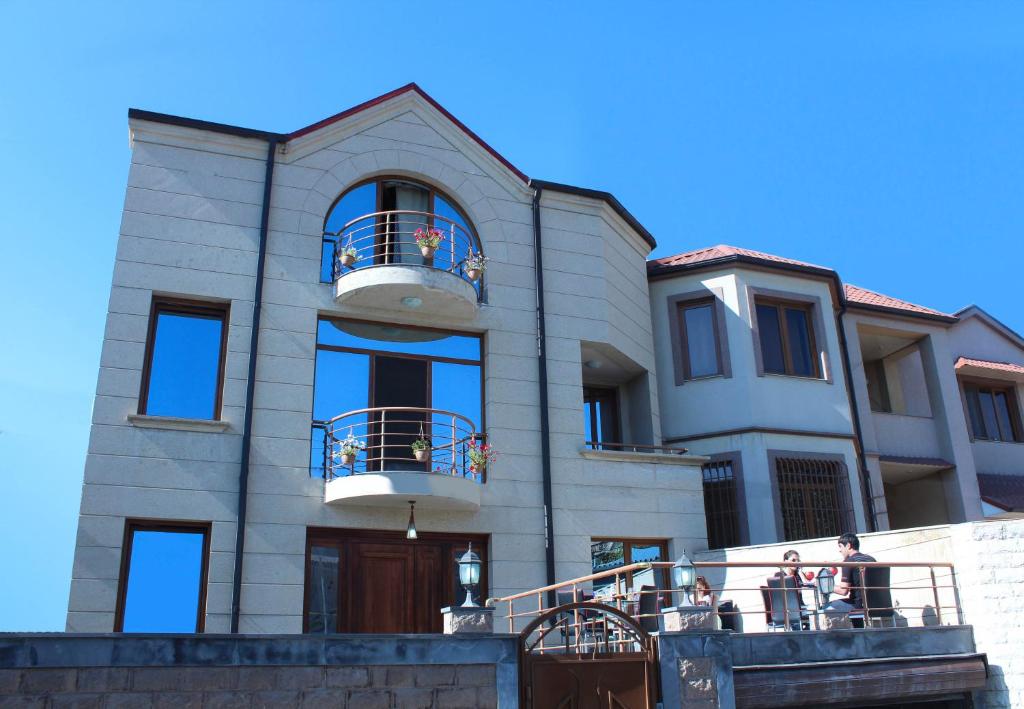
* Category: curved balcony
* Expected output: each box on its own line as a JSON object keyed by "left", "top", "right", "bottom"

{"left": 318, "top": 406, "right": 484, "bottom": 511}
{"left": 326, "top": 211, "right": 484, "bottom": 319}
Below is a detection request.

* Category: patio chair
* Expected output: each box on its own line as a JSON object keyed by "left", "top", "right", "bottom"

{"left": 859, "top": 565, "right": 895, "bottom": 628}
{"left": 764, "top": 576, "right": 804, "bottom": 631}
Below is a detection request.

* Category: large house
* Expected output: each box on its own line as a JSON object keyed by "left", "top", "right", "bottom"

{"left": 67, "top": 83, "right": 1024, "bottom": 638}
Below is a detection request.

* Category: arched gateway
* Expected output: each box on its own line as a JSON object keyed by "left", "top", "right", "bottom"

{"left": 519, "top": 601, "right": 658, "bottom": 708}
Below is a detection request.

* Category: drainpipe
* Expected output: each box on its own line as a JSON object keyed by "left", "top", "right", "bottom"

{"left": 531, "top": 184, "right": 558, "bottom": 604}
{"left": 836, "top": 301, "right": 878, "bottom": 533}
{"left": 230, "top": 137, "right": 279, "bottom": 633}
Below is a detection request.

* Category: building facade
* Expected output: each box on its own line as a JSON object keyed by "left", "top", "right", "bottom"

{"left": 67, "top": 84, "right": 1024, "bottom": 635}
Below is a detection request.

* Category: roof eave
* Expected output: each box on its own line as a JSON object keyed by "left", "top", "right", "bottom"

{"left": 647, "top": 254, "right": 838, "bottom": 283}
{"left": 531, "top": 179, "right": 656, "bottom": 249}
{"left": 845, "top": 301, "right": 958, "bottom": 325}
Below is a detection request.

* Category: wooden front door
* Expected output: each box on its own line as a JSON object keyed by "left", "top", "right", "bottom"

{"left": 305, "top": 529, "right": 488, "bottom": 634}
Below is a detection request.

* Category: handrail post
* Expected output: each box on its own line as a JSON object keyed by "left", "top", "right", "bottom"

{"left": 450, "top": 222, "right": 456, "bottom": 272}
{"left": 379, "top": 412, "right": 386, "bottom": 470}
{"left": 450, "top": 415, "right": 457, "bottom": 477}
{"left": 930, "top": 567, "right": 943, "bottom": 625}
{"left": 384, "top": 212, "right": 391, "bottom": 264}
{"left": 950, "top": 565, "right": 964, "bottom": 625}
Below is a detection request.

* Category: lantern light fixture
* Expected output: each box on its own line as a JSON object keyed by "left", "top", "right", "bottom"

{"left": 405, "top": 501, "right": 417, "bottom": 540}
{"left": 457, "top": 542, "right": 483, "bottom": 608}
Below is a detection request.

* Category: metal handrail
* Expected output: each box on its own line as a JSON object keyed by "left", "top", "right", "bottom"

{"left": 324, "top": 210, "right": 484, "bottom": 294}
{"left": 492, "top": 559, "right": 962, "bottom": 635}
{"left": 583, "top": 441, "right": 691, "bottom": 454}
{"left": 318, "top": 406, "right": 486, "bottom": 483}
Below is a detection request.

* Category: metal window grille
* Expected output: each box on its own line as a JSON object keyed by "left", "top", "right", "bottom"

{"left": 775, "top": 457, "right": 852, "bottom": 542}
{"left": 702, "top": 460, "right": 740, "bottom": 550}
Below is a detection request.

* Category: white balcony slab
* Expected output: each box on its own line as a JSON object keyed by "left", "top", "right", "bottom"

{"left": 324, "top": 470, "right": 482, "bottom": 511}
{"left": 334, "top": 265, "right": 479, "bottom": 320}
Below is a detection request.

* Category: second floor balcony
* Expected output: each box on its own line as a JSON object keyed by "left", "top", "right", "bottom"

{"left": 324, "top": 209, "right": 485, "bottom": 319}
{"left": 316, "top": 406, "right": 485, "bottom": 511}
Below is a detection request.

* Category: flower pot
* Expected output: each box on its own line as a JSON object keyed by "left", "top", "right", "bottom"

{"left": 466, "top": 268, "right": 481, "bottom": 282}
{"left": 340, "top": 453, "right": 355, "bottom": 466}
{"left": 420, "top": 245, "right": 436, "bottom": 260}
{"left": 413, "top": 449, "right": 429, "bottom": 463}
{"left": 339, "top": 253, "right": 356, "bottom": 268}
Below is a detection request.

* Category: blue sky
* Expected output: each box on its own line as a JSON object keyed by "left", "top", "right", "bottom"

{"left": 1, "top": 2, "right": 1022, "bottom": 630}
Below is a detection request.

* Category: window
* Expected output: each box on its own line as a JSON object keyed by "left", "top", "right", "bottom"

{"left": 964, "top": 384, "right": 1022, "bottom": 442}
{"left": 115, "top": 521, "right": 210, "bottom": 632}
{"left": 583, "top": 387, "right": 620, "bottom": 449}
{"left": 755, "top": 299, "right": 819, "bottom": 378}
{"left": 590, "top": 539, "right": 668, "bottom": 598}
{"left": 702, "top": 459, "right": 743, "bottom": 549}
{"left": 677, "top": 299, "right": 722, "bottom": 379}
{"left": 139, "top": 299, "right": 229, "bottom": 420}
{"left": 311, "top": 318, "right": 483, "bottom": 478}
{"left": 774, "top": 457, "right": 853, "bottom": 542}
{"left": 865, "top": 360, "right": 892, "bottom": 413}
{"left": 320, "top": 177, "right": 478, "bottom": 283}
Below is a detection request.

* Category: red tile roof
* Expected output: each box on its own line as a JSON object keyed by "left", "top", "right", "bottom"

{"left": 955, "top": 357, "right": 1024, "bottom": 376}
{"left": 647, "top": 244, "right": 832, "bottom": 276}
{"left": 843, "top": 284, "right": 955, "bottom": 320}
{"left": 977, "top": 473, "right": 1024, "bottom": 512}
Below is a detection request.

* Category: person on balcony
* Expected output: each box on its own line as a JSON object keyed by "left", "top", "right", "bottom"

{"left": 774, "top": 549, "right": 810, "bottom": 629}
{"left": 825, "top": 533, "right": 876, "bottom": 616}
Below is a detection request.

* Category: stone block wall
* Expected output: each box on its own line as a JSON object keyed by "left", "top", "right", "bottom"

{"left": 0, "top": 664, "right": 495, "bottom": 708}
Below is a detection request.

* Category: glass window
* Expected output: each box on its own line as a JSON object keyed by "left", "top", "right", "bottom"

{"left": 756, "top": 299, "right": 820, "bottom": 378}
{"left": 307, "top": 546, "right": 340, "bottom": 634}
{"left": 583, "top": 387, "right": 620, "bottom": 449}
{"left": 964, "top": 383, "right": 1021, "bottom": 442}
{"left": 141, "top": 302, "right": 228, "bottom": 419}
{"left": 756, "top": 303, "right": 786, "bottom": 374}
{"left": 118, "top": 524, "right": 209, "bottom": 632}
{"left": 702, "top": 459, "right": 741, "bottom": 550}
{"left": 679, "top": 301, "right": 720, "bottom": 379}
{"left": 865, "top": 360, "right": 892, "bottom": 413}
{"left": 590, "top": 539, "right": 668, "bottom": 598}
{"left": 775, "top": 457, "right": 852, "bottom": 542}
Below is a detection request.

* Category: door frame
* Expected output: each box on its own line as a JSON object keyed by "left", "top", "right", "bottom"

{"left": 302, "top": 528, "right": 490, "bottom": 634}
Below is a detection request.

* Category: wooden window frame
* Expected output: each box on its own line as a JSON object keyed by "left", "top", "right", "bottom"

{"left": 138, "top": 298, "right": 230, "bottom": 420}
{"left": 962, "top": 380, "right": 1024, "bottom": 443}
{"left": 583, "top": 386, "right": 621, "bottom": 450}
{"left": 590, "top": 538, "right": 671, "bottom": 590}
{"left": 301, "top": 528, "right": 489, "bottom": 634}
{"left": 114, "top": 519, "right": 212, "bottom": 633}
{"left": 753, "top": 296, "right": 822, "bottom": 379}
{"left": 666, "top": 288, "right": 732, "bottom": 386}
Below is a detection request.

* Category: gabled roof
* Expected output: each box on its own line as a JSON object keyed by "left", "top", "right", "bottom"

{"left": 646, "top": 244, "right": 835, "bottom": 279}
{"left": 977, "top": 473, "right": 1024, "bottom": 512}
{"left": 954, "top": 305, "right": 1024, "bottom": 351}
{"left": 128, "top": 83, "right": 655, "bottom": 248}
{"left": 843, "top": 284, "right": 958, "bottom": 323}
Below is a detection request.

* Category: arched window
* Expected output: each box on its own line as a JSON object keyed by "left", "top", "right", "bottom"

{"left": 320, "top": 177, "right": 482, "bottom": 286}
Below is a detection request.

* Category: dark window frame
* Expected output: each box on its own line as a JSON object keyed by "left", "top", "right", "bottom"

{"left": 138, "top": 298, "right": 230, "bottom": 420}
{"left": 701, "top": 453, "right": 748, "bottom": 549}
{"left": 754, "top": 297, "right": 821, "bottom": 379}
{"left": 768, "top": 451, "right": 856, "bottom": 543}
{"left": 583, "top": 385, "right": 621, "bottom": 450}
{"left": 590, "top": 537, "right": 671, "bottom": 591}
{"left": 677, "top": 298, "right": 724, "bottom": 380}
{"left": 747, "top": 286, "right": 832, "bottom": 382}
{"left": 302, "top": 527, "right": 489, "bottom": 634}
{"left": 114, "top": 519, "right": 212, "bottom": 633}
{"left": 666, "top": 288, "right": 732, "bottom": 386}
{"left": 962, "top": 380, "right": 1023, "bottom": 443}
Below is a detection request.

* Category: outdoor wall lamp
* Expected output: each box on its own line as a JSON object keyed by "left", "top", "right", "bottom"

{"left": 457, "top": 542, "right": 482, "bottom": 607}
{"left": 816, "top": 567, "right": 836, "bottom": 598}
{"left": 671, "top": 551, "right": 696, "bottom": 600}
{"left": 405, "top": 501, "right": 417, "bottom": 540}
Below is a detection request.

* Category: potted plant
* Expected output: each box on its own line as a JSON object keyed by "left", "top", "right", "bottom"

{"left": 411, "top": 437, "right": 430, "bottom": 462}
{"left": 336, "top": 432, "right": 364, "bottom": 466}
{"left": 464, "top": 252, "right": 489, "bottom": 282}
{"left": 413, "top": 228, "right": 444, "bottom": 260}
{"left": 467, "top": 439, "right": 496, "bottom": 477}
{"left": 338, "top": 246, "right": 359, "bottom": 268}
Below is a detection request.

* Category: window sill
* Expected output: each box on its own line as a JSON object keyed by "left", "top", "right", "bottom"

{"left": 760, "top": 372, "right": 831, "bottom": 384}
{"left": 127, "top": 414, "right": 231, "bottom": 433}
{"left": 971, "top": 438, "right": 1024, "bottom": 446}
{"left": 579, "top": 448, "right": 709, "bottom": 466}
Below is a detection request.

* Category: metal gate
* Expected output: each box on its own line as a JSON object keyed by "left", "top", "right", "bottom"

{"left": 519, "top": 601, "right": 657, "bottom": 709}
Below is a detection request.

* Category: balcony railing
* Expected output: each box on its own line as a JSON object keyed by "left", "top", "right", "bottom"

{"left": 315, "top": 406, "right": 486, "bottom": 483}
{"left": 325, "top": 210, "right": 484, "bottom": 295}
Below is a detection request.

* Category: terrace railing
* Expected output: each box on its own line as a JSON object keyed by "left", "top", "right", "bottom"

{"left": 491, "top": 559, "right": 962, "bottom": 646}
{"left": 315, "top": 406, "right": 486, "bottom": 483}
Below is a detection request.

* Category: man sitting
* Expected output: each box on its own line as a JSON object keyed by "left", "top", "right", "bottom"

{"left": 825, "top": 532, "right": 875, "bottom": 623}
